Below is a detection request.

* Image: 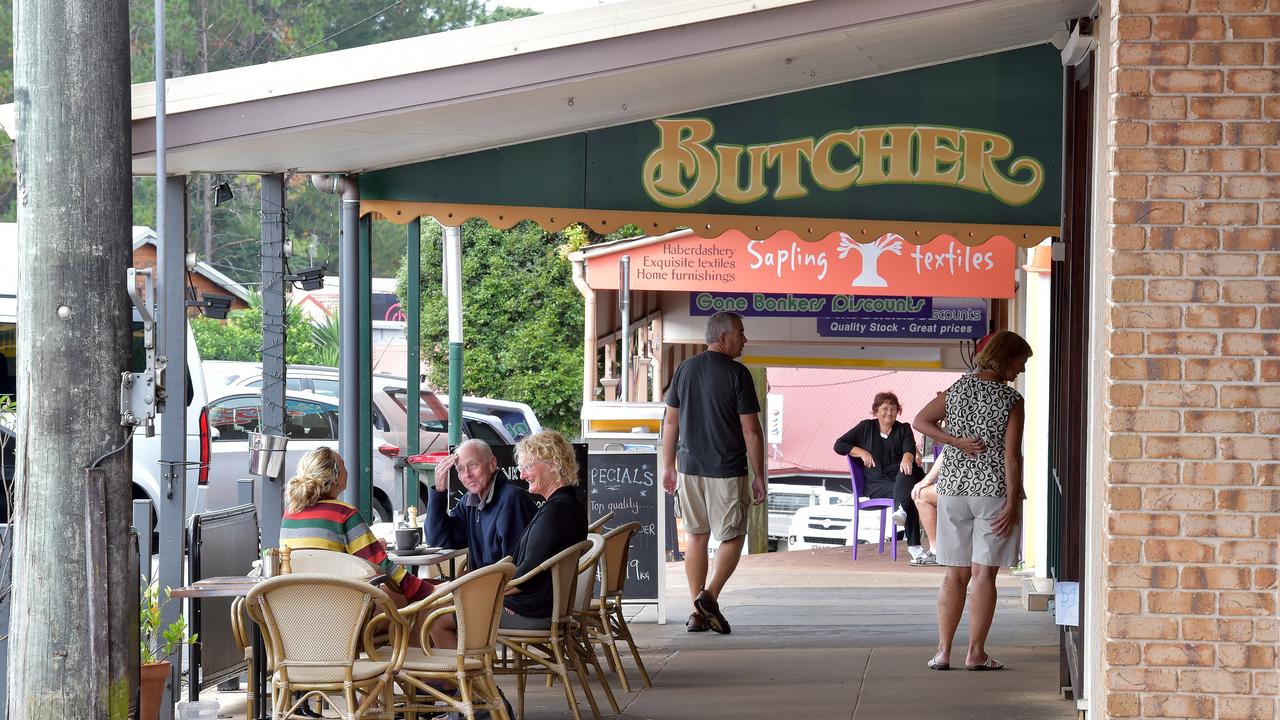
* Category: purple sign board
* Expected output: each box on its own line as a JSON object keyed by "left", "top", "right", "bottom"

{"left": 819, "top": 297, "right": 986, "bottom": 339}
{"left": 691, "top": 292, "right": 937, "bottom": 318}
{"left": 689, "top": 292, "right": 986, "bottom": 340}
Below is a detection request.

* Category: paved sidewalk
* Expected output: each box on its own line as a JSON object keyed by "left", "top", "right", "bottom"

{"left": 207, "top": 547, "right": 1074, "bottom": 719}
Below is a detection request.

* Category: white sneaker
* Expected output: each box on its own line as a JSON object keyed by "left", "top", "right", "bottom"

{"left": 892, "top": 505, "right": 907, "bottom": 527}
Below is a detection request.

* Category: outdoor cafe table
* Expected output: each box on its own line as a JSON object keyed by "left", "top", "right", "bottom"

{"left": 169, "top": 577, "right": 267, "bottom": 720}
{"left": 386, "top": 546, "right": 468, "bottom": 580}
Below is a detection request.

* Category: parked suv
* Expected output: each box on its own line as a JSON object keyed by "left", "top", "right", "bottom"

{"left": 786, "top": 499, "right": 891, "bottom": 550}
{"left": 199, "top": 386, "right": 514, "bottom": 523}
{"left": 767, "top": 477, "right": 853, "bottom": 550}
{"left": 205, "top": 361, "right": 542, "bottom": 441}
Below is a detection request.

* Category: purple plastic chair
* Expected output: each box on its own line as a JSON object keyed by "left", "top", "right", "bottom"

{"left": 847, "top": 457, "right": 897, "bottom": 561}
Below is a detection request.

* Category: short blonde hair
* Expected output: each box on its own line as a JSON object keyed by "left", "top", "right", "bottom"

{"left": 285, "top": 446, "right": 344, "bottom": 513}
{"left": 974, "top": 330, "right": 1033, "bottom": 378}
{"left": 515, "top": 430, "right": 579, "bottom": 487}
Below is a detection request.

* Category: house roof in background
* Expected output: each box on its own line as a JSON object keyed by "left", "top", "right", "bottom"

{"left": 766, "top": 368, "right": 963, "bottom": 476}
{"left": 131, "top": 227, "right": 252, "bottom": 304}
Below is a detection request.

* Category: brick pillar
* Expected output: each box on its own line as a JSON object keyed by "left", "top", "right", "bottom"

{"left": 1103, "top": 3, "right": 1279, "bottom": 719}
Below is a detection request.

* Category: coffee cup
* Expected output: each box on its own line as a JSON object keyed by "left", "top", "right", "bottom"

{"left": 395, "top": 527, "right": 422, "bottom": 552}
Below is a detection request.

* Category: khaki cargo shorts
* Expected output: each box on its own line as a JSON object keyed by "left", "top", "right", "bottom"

{"left": 674, "top": 473, "right": 750, "bottom": 541}
{"left": 935, "top": 494, "right": 1021, "bottom": 568}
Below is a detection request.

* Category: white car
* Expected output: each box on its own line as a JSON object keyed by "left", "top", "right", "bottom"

{"left": 767, "top": 478, "right": 854, "bottom": 550}
{"left": 201, "top": 385, "right": 515, "bottom": 523}
{"left": 205, "top": 361, "right": 542, "bottom": 441}
{"left": 786, "top": 500, "right": 899, "bottom": 551}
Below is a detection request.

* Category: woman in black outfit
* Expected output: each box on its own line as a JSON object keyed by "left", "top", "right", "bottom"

{"left": 832, "top": 392, "right": 927, "bottom": 561}
{"left": 502, "top": 430, "right": 588, "bottom": 630}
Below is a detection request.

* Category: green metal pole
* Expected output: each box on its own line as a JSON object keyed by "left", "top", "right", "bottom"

{"left": 406, "top": 219, "right": 421, "bottom": 510}
{"left": 449, "top": 343, "right": 462, "bottom": 446}
{"left": 358, "top": 215, "right": 373, "bottom": 519}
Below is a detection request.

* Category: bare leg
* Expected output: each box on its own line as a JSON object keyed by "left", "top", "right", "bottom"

{"left": 917, "top": 487, "right": 939, "bottom": 552}
{"left": 684, "top": 532, "right": 710, "bottom": 601}
{"left": 965, "top": 564, "right": 1000, "bottom": 666}
{"left": 429, "top": 613, "right": 457, "bottom": 651}
{"left": 935, "top": 565, "right": 971, "bottom": 665}
{"left": 705, "top": 534, "right": 745, "bottom": 599}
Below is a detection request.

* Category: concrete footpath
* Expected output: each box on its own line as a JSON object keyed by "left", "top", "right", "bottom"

{"left": 209, "top": 547, "right": 1075, "bottom": 720}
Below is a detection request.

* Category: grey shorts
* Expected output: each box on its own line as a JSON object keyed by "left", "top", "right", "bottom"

{"left": 674, "top": 473, "right": 750, "bottom": 541}
{"left": 499, "top": 607, "right": 552, "bottom": 630}
{"left": 935, "top": 494, "right": 1021, "bottom": 568}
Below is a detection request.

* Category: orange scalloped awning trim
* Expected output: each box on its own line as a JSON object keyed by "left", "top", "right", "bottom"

{"left": 359, "top": 200, "right": 1059, "bottom": 248}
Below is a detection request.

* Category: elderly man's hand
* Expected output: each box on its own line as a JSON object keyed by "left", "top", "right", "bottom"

{"left": 433, "top": 453, "right": 456, "bottom": 492}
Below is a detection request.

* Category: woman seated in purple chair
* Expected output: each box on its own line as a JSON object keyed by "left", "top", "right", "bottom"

{"left": 832, "top": 392, "right": 928, "bottom": 563}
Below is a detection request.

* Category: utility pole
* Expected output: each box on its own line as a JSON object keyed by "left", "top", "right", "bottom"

{"left": 8, "top": 0, "right": 134, "bottom": 717}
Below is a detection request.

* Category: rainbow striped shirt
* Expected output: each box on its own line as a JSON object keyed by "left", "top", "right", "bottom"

{"left": 281, "top": 499, "right": 434, "bottom": 602}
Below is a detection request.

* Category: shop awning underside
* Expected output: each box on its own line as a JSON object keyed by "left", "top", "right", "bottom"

{"left": 0, "top": 0, "right": 1093, "bottom": 181}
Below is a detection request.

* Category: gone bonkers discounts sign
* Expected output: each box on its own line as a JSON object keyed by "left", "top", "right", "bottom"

{"left": 584, "top": 229, "right": 1017, "bottom": 298}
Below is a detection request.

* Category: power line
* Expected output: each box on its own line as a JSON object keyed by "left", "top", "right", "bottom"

{"left": 279, "top": 0, "right": 410, "bottom": 61}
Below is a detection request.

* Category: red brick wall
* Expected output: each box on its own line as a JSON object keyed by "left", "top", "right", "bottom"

{"left": 1104, "top": 2, "right": 1279, "bottom": 718}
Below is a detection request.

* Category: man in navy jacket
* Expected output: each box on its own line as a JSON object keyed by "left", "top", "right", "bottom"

{"left": 426, "top": 439, "right": 537, "bottom": 567}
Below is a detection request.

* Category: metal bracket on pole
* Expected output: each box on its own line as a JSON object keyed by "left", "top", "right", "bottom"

{"left": 123, "top": 268, "right": 167, "bottom": 436}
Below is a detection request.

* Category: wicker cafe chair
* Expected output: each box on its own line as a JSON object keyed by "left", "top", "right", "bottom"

{"left": 495, "top": 540, "right": 601, "bottom": 720}
{"left": 586, "top": 512, "right": 615, "bottom": 533}
{"left": 287, "top": 548, "right": 380, "bottom": 579}
{"left": 581, "top": 522, "right": 652, "bottom": 692}
{"left": 247, "top": 573, "right": 410, "bottom": 720}
{"left": 230, "top": 596, "right": 260, "bottom": 720}
{"left": 364, "top": 562, "right": 517, "bottom": 720}
{"left": 568, "top": 534, "right": 621, "bottom": 715}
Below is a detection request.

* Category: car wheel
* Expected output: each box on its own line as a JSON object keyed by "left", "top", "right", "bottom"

{"left": 371, "top": 495, "right": 394, "bottom": 525}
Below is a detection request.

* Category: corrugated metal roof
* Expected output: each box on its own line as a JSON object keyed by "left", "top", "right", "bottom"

{"left": 766, "top": 367, "right": 962, "bottom": 476}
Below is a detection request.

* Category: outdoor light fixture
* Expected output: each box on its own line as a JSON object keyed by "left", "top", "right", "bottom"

{"left": 187, "top": 293, "right": 234, "bottom": 320}
{"left": 213, "top": 182, "right": 234, "bottom": 206}
{"left": 287, "top": 265, "right": 326, "bottom": 291}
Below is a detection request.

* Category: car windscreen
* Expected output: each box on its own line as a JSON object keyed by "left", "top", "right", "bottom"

{"left": 463, "top": 420, "right": 506, "bottom": 446}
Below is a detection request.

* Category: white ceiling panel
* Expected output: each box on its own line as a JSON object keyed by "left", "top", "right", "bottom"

{"left": 97, "top": 0, "right": 1092, "bottom": 175}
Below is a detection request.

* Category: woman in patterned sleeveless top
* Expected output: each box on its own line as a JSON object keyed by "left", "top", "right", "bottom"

{"left": 913, "top": 330, "right": 1032, "bottom": 672}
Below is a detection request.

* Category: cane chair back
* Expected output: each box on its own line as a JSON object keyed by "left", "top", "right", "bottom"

{"left": 599, "top": 522, "right": 641, "bottom": 600}
{"left": 588, "top": 522, "right": 652, "bottom": 693}
{"left": 247, "top": 573, "right": 408, "bottom": 719}
{"left": 572, "top": 534, "right": 605, "bottom": 614}
{"left": 586, "top": 512, "right": 615, "bottom": 533}
{"left": 570, "top": 534, "right": 621, "bottom": 715}
{"left": 286, "top": 549, "right": 379, "bottom": 579}
{"left": 386, "top": 562, "right": 516, "bottom": 720}
{"left": 497, "top": 540, "right": 606, "bottom": 720}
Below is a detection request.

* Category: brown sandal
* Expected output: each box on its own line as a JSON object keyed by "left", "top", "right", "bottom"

{"left": 686, "top": 612, "right": 708, "bottom": 632}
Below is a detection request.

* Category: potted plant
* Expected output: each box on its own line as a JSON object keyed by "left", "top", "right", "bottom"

{"left": 139, "top": 582, "right": 197, "bottom": 720}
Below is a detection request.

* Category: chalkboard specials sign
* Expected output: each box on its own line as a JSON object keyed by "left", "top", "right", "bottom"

{"left": 587, "top": 451, "right": 667, "bottom": 615}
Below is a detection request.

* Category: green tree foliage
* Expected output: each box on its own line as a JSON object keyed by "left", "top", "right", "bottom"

{"left": 0, "top": 0, "right": 539, "bottom": 236}
{"left": 191, "top": 295, "right": 328, "bottom": 366}
{"left": 401, "top": 219, "right": 587, "bottom": 436}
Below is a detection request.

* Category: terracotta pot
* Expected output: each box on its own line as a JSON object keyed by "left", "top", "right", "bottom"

{"left": 138, "top": 661, "right": 171, "bottom": 720}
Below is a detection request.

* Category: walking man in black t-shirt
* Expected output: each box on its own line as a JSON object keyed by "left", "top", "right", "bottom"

{"left": 662, "top": 311, "right": 765, "bottom": 634}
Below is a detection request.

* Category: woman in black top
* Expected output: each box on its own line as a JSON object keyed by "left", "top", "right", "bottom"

{"left": 833, "top": 391, "right": 926, "bottom": 559}
{"left": 502, "top": 430, "right": 588, "bottom": 629}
